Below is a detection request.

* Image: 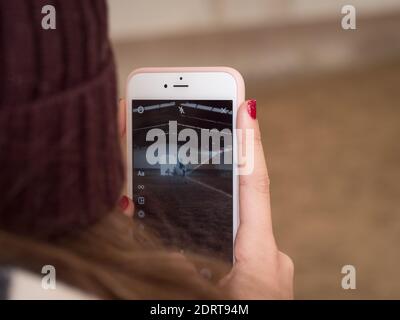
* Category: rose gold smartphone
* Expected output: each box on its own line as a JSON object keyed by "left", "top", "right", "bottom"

{"left": 126, "top": 67, "right": 244, "bottom": 264}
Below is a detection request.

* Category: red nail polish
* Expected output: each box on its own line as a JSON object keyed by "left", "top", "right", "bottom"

{"left": 247, "top": 100, "right": 257, "bottom": 119}
{"left": 119, "top": 196, "right": 129, "bottom": 210}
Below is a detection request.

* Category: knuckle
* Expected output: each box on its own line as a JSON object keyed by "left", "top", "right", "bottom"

{"left": 234, "top": 251, "right": 247, "bottom": 265}
{"left": 279, "top": 252, "right": 294, "bottom": 274}
{"left": 255, "top": 172, "right": 271, "bottom": 194}
{"left": 239, "top": 172, "right": 270, "bottom": 194}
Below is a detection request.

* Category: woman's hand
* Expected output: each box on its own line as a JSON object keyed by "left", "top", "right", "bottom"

{"left": 117, "top": 98, "right": 294, "bottom": 299}
{"left": 220, "top": 100, "right": 294, "bottom": 299}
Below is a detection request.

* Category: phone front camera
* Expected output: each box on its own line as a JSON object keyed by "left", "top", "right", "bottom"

{"left": 164, "top": 84, "right": 168, "bottom": 88}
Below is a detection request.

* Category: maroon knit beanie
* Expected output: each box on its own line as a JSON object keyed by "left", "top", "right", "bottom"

{"left": 0, "top": 1, "right": 124, "bottom": 238}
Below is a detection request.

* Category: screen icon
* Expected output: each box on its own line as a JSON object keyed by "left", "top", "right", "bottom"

{"left": 137, "top": 210, "right": 145, "bottom": 218}
{"left": 137, "top": 196, "right": 145, "bottom": 205}
{"left": 137, "top": 170, "right": 145, "bottom": 176}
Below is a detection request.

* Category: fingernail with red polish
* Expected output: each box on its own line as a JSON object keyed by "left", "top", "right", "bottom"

{"left": 247, "top": 99, "right": 257, "bottom": 119}
{"left": 119, "top": 196, "right": 129, "bottom": 211}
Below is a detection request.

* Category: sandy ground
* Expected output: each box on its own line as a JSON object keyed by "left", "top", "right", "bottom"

{"left": 134, "top": 174, "right": 233, "bottom": 262}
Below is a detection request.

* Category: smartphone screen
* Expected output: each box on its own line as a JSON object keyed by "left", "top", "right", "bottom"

{"left": 131, "top": 99, "right": 233, "bottom": 263}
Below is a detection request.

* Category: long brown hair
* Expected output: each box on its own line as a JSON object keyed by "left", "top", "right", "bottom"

{"left": 0, "top": 211, "right": 229, "bottom": 299}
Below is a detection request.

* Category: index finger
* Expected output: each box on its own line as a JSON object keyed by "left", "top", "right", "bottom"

{"left": 236, "top": 100, "right": 274, "bottom": 239}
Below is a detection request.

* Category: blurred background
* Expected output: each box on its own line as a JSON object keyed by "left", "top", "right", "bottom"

{"left": 108, "top": 0, "right": 400, "bottom": 299}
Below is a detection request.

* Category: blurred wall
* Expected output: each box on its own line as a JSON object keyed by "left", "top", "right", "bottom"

{"left": 108, "top": 0, "right": 400, "bottom": 41}
{"left": 109, "top": 0, "right": 400, "bottom": 92}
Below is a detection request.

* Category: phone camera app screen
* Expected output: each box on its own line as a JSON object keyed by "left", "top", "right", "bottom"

{"left": 132, "top": 100, "right": 233, "bottom": 263}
